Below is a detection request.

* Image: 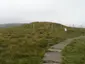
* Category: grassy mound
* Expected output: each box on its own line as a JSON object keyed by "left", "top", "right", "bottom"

{"left": 62, "top": 38, "right": 85, "bottom": 64}
{"left": 0, "top": 22, "right": 84, "bottom": 64}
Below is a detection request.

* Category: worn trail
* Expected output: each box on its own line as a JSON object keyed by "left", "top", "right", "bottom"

{"left": 43, "top": 36, "right": 85, "bottom": 64}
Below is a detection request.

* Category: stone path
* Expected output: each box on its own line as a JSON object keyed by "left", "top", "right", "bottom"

{"left": 43, "top": 36, "right": 85, "bottom": 64}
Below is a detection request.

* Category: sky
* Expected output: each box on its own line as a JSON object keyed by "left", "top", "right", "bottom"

{"left": 0, "top": 0, "right": 85, "bottom": 26}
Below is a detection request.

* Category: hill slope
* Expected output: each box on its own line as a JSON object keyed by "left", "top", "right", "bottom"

{"left": 0, "top": 22, "right": 85, "bottom": 64}
{"left": 0, "top": 23, "right": 22, "bottom": 28}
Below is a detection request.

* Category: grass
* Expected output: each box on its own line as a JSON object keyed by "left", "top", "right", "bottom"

{"left": 0, "top": 21, "right": 85, "bottom": 64}
{"left": 62, "top": 38, "right": 85, "bottom": 64}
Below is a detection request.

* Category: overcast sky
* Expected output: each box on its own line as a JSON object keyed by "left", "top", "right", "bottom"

{"left": 0, "top": 0, "right": 85, "bottom": 26}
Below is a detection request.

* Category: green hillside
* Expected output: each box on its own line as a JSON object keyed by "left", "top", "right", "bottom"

{"left": 0, "top": 22, "right": 84, "bottom": 64}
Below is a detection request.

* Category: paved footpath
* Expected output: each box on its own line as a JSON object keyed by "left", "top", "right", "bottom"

{"left": 43, "top": 36, "right": 85, "bottom": 64}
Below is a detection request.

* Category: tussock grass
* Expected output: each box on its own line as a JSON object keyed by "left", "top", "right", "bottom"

{"left": 62, "top": 38, "right": 85, "bottom": 64}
